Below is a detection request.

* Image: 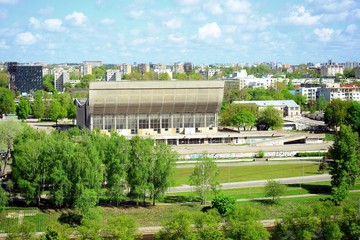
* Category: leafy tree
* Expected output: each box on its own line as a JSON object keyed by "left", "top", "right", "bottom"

{"left": 158, "top": 72, "right": 170, "bottom": 80}
{"left": 316, "top": 96, "right": 327, "bottom": 111}
{"left": 0, "top": 186, "right": 8, "bottom": 211}
{"left": 102, "top": 216, "right": 140, "bottom": 240}
{"left": 43, "top": 74, "right": 55, "bottom": 92}
{"left": 69, "top": 71, "right": 78, "bottom": 80}
{"left": 223, "top": 205, "right": 270, "bottom": 240}
{"left": 338, "top": 205, "right": 360, "bottom": 239}
{"left": 16, "top": 96, "right": 31, "bottom": 120}
{"left": 293, "top": 94, "right": 307, "bottom": 110}
{"left": 255, "top": 106, "right": 284, "bottom": 130}
{"left": 0, "top": 72, "right": 8, "bottom": 88}
{"left": 274, "top": 206, "right": 319, "bottom": 240}
{"left": 324, "top": 99, "right": 351, "bottom": 131}
{"left": 155, "top": 211, "right": 196, "bottom": 240}
{"left": 48, "top": 99, "right": 62, "bottom": 123}
{"left": 40, "top": 223, "right": 71, "bottom": 240}
{"left": 0, "top": 87, "right": 15, "bottom": 114}
{"left": 219, "top": 103, "right": 257, "bottom": 130}
{"left": 264, "top": 179, "right": 286, "bottom": 203}
{"left": 328, "top": 125, "right": 359, "bottom": 204}
{"left": 6, "top": 222, "right": 36, "bottom": 240}
{"left": 189, "top": 156, "right": 219, "bottom": 204}
{"left": 74, "top": 188, "right": 99, "bottom": 216}
{"left": 345, "top": 100, "right": 360, "bottom": 133}
{"left": 93, "top": 67, "right": 105, "bottom": 80}
{"left": 193, "top": 210, "right": 224, "bottom": 240}
{"left": 32, "top": 90, "right": 45, "bottom": 119}
{"left": 343, "top": 68, "right": 355, "bottom": 78}
{"left": 211, "top": 192, "right": 236, "bottom": 215}
{"left": 149, "top": 142, "right": 177, "bottom": 206}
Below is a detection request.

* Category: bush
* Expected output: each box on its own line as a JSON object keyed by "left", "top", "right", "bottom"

{"left": 58, "top": 212, "right": 83, "bottom": 226}
{"left": 256, "top": 150, "right": 265, "bottom": 158}
{"left": 212, "top": 193, "right": 236, "bottom": 215}
{"left": 295, "top": 152, "right": 326, "bottom": 157}
{"left": 265, "top": 180, "right": 286, "bottom": 203}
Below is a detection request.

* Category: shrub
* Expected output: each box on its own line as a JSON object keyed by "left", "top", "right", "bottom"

{"left": 212, "top": 192, "right": 236, "bottom": 215}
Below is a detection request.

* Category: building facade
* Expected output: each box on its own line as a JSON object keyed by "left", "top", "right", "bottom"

{"left": 54, "top": 70, "right": 70, "bottom": 92}
{"left": 321, "top": 65, "right": 344, "bottom": 77}
{"left": 318, "top": 84, "right": 360, "bottom": 101}
{"left": 233, "top": 100, "right": 301, "bottom": 117}
{"left": 119, "top": 63, "right": 131, "bottom": 75}
{"left": 105, "top": 69, "right": 122, "bottom": 81}
{"left": 6, "top": 62, "right": 42, "bottom": 94}
{"left": 80, "top": 64, "right": 92, "bottom": 77}
{"left": 75, "top": 81, "right": 224, "bottom": 143}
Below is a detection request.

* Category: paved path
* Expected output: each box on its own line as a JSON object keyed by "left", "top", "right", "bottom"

{"left": 168, "top": 174, "right": 331, "bottom": 193}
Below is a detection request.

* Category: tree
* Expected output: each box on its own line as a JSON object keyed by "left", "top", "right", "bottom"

{"left": 211, "top": 192, "right": 236, "bottom": 215}
{"left": 328, "top": 125, "right": 359, "bottom": 204}
{"left": 255, "top": 106, "right": 284, "bottom": 130}
{"left": 48, "top": 99, "right": 61, "bottom": 124}
{"left": 223, "top": 205, "right": 270, "bottom": 240}
{"left": 264, "top": 179, "right": 286, "bottom": 203}
{"left": 0, "top": 186, "right": 8, "bottom": 211}
{"left": 32, "top": 90, "right": 45, "bottom": 119}
{"left": 43, "top": 74, "right": 55, "bottom": 93}
{"left": 189, "top": 156, "right": 219, "bottom": 204}
{"left": 155, "top": 211, "right": 196, "bottom": 240}
{"left": 324, "top": 99, "right": 351, "bottom": 131}
{"left": 0, "top": 87, "right": 15, "bottom": 114}
{"left": 0, "top": 72, "right": 8, "bottom": 88}
{"left": 102, "top": 216, "right": 140, "bottom": 240}
{"left": 16, "top": 96, "right": 31, "bottom": 120}
{"left": 74, "top": 188, "right": 99, "bottom": 216}
{"left": 345, "top": 100, "right": 360, "bottom": 133}
{"left": 316, "top": 96, "right": 327, "bottom": 111}
{"left": 149, "top": 142, "right": 177, "bottom": 206}
{"left": 6, "top": 222, "right": 36, "bottom": 240}
{"left": 219, "top": 103, "right": 257, "bottom": 130}
{"left": 193, "top": 210, "right": 224, "bottom": 240}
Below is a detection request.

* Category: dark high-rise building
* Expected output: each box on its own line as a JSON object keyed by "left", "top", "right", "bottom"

{"left": 5, "top": 62, "right": 42, "bottom": 94}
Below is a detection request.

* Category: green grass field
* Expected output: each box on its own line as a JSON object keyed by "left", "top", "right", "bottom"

{"left": 172, "top": 163, "right": 322, "bottom": 186}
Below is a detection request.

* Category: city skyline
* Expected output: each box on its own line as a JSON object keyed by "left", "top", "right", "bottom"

{"left": 0, "top": 0, "right": 359, "bottom": 65}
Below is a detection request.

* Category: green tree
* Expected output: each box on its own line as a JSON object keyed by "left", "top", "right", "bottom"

{"left": 316, "top": 96, "right": 327, "bottom": 111}
{"left": 324, "top": 99, "right": 351, "bottom": 131}
{"left": 0, "top": 186, "right": 8, "bottom": 211}
{"left": 43, "top": 74, "right": 55, "bottom": 92}
{"left": 255, "top": 106, "right": 284, "bottom": 130}
{"left": 264, "top": 179, "right": 286, "bottom": 203}
{"left": 193, "top": 210, "right": 224, "bottom": 240}
{"left": 16, "top": 96, "right": 31, "bottom": 120}
{"left": 6, "top": 222, "right": 36, "bottom": 240}
{"left": 158, "top": 72, "right": 170, "bottom": 80}
{"left": 189, "top": 156, "right": 219, "bottom": 204}
{"left": 223, "top": 205, "right": 270, "bottom": 240}
{"left": 345, "top": 100, "right": 360, "bottom": 133}
{"left": 74, "top": 188, "right": 99, "bottom": 216}
{"left": 0, "top": 72, "right": 8, "bottom": 88}
{"left": 155, "top": 211, "right": 196, "bottom": 240}
{"left": 328, "top": 125, "right": 359, "bottom": 204}
{"left": 32, "top": 90, "right": 45, "bottom": 119}
{"left": 102, "top": 216, "right": 140, "bottom": 240}
{"left": 0, "top": 87, "right": 15, "bottom": 114}
{"left": 48, "top": 99, "right": 61, "bottom": 124}
{"left": 211, "top": 192, "right": 236, "bottom": 215}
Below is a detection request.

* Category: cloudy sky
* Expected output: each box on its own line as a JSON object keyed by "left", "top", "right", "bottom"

{"left": 0, "top": 0, "right": 359, "bottom": 65}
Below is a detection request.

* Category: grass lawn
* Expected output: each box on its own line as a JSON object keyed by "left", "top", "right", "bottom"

{"left": 173, "top": 163, "right": 322, "bottom": 186}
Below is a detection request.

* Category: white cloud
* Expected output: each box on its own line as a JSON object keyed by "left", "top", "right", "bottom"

{"left": 0, "top": 40, "right": 9, "bottom": 49}
{"left": 308, "top": 0, "right": 356, "bottom": 12}
{"left": 195, "top": 22, "right": 222, "bottom": 40}
{"left": 15, "top": 32, "right": 38, "bottom": 45}
{"left": 168, "top": 34, "right": 186, "bottom": 44}
{"left": 225, "top": 37, "right": 234, "bottom": 44}
{"left": 44, "top": 19, "right": 64, "bottom": 32}
{"left": 163, "top": 18, "right": 182, "bottom": 29}
{"left": 223, "top": 25, "right": 237, "bottom": 33}
{"left": 345, "top": 24, "right": 357, "bottom": 34}
{"left": 129, "top": 10, "right": 143, "bottom": 19}
{"left": 101, "top": 18, "right": 114, "bottom": 25}
{"left": 313, "top": 28, "right": 334, "bottom": 41}
{"left": 0, "top": 0, "right": 17, "bottom": 4}
{"left": 354, "top": 9, "right": 360, "bottom": 19}
{"left": 65, "top": 11, "right": 87, "bottom": 26}
{"left": 29, "top": 17, "right": 41, "bottom": 28}
{"left": 180, "top": 0, "right": 201, "bottom": 5}
{"left": 285, "top": 6, "right": 321, "bottom": 25}
{"left": 204, "top": 2, "right": 223, "bottom": 15}
{"left": 225, "top": 0, "right": 251, "bottom": 13}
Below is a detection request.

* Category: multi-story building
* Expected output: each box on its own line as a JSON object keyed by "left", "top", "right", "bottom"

{"left": 318, "top": 83, "right": 360, "bottom": 101}
{"left": 119, "top": 63, "right": 131, "bottom": 75}
{"left": 233, "top": 100, "right": 301, "bottom": 117}
{"left": 105, "top": 69, "right": 122, "bottom": 81}
{"left": 83, "top": 61, "right": 103, "bottom": 67}
{"left": 75, "top": 81, "right": 224, "bottom": 144}
{"left": 54, "top": 69, "right": 70, "bottom": 92}
{"left": 80, "top": 64, "right": 92, "bottom": 77}
{"left": 5, "top": 62, "right": 42, "bottom": 94}
{"left": 355, "top": 66, "right": 360, "bottom": 79}
{"left": 199, "top": 68, "right": 221, "bottom": 79}
{"left": 321, "top": 65, "right": 344, "bottom": 77}
{"left": 295, "top": 87, "right": 319, "bottom": 103}
{"left": 172, "top": 62, "right": 184, "bottom": 74}
{"left": 137, "top": 63, "right": 150, "bottom": 73}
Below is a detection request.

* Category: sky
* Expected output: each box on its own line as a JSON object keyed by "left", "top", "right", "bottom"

{"left": 0, "top": 0, "right": 359, "bottom": 65}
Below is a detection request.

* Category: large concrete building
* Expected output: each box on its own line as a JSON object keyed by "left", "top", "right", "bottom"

{"left": 75, "top": 81, "right": 224, "bottom": 144}
{"left": 54, "top": 69, "right": 70, "bottom": 92}
{"left": 5, "top": 62, "right": 43, "bottom": 94}
{"left": 318, "top": 83, "right": 360, "bottom": 101}
{"left": 321, "top": 65, "right": 344, "bottom": 77}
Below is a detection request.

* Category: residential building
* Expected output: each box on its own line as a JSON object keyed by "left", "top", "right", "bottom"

{"left": 54, "top": 69, "right": 70, "bottom": 92}
{"left": 75, "top": 81, "right": 224, "bottom": 145}
{"left": 318, "top": 83, "right": 360, "bottom": 101}
{"left": 172, "top": 62, "right": 184, "bottom": 73}
{"left": 105, "top": 69, "right": 122, "bottom": 81}
{"left": 119, "top": 63, "right": 131, "bottom": 75}
{"left": 233, "top": 100, "right": 301, "bottom": 117}
{"left": 355, "top": 66, "right": 360, "bottom": 79}
{"left": 5, "top": 62, "right": 42, "bottom": 94}
{"left": 321, "top": 65, "right": 344, "bottom": 77}
{"left": 80, "top": 64, "right": 92, "bottom": 77}
{"left": 295, "top": 87, "right": 319, "bottom": 103}
{"left": 137, "top": 63, "right": 150, "bottom": 73}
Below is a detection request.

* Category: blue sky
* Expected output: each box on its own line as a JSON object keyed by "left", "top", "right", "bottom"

{"left": 0, "top": 0, "right": 359, "bottom": 65}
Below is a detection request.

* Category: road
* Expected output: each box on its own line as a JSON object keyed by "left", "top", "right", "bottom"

{"left": 167, "top": 174, "right": 331, "bottom": 193}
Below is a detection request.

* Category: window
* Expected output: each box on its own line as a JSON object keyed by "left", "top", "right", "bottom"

{"left": 93, "top": 115, "right": 103, "bottom": 129}
{"left": 104, "top": 115, "right": 114, "bottom": 130}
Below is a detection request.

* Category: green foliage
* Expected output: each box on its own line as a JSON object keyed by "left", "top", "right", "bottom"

{"left": 102, "top": 216, "right": 140, "bottom": 240}
{"left": 0, "top": 87, "right": 15, "bottom": 114}
{"left": 16, "top": 96, "right": 31, "bottom": 120}
{"left": 6, "top": 221, "right": 37, "bottom": 240}
{"left": 264, "top": 180, "right": 286, "bottom": 203}
{"left": 328, "top": 125, "right": 360, "bottom": 203}
{"left": 32, "top": 90, "right": 45, "bottom": 119}
{"left": 317, "top": 96, "right": 327, "bottom": 111}
{"left": 345, "top": 100, "right": 360, "bottom": 133}
{"left": 257, "top": 150, "right": 265, "bottom": 158}
{"left": 58, "top": 212, "right": 83, "bottom": 226}
{"left": 158, "top": 72, "right": 170, "bottom": 80}
{"left": 190, "top": 156, "right": 220, "bottom": 204}
{"left": 295, "top": 152, "right": 326, "bottom": 157}
{"left": 74, "top": 189, "right": 99, "bottom": 215}
{"left": 211, "top": 192, "right": 236, "bottom": 215}
{"left": 48, "top": 99, "right": 61, "bottom": 122}
{"left": 324, "top": 99, "right": 351, "bottom": 131}
{"left": 0, "top": 72, "right": 9, "bottom": 88}
{"left": 155, "top": 211, "right": 196, "bottom": 240}
{"left": 219, "top": 103, "right": 257, "bottom": 130}
{"left": 0, "top": 185, "right": 8, "bottom": 211}
{"left": 255, "top": 106, "right": 284, "bottom": 130}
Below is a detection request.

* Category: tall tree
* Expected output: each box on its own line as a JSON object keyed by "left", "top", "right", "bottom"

{"left": 255, "top": 106, "right": 284, "bottom": 130}
{"left": 16, "top": 96, "right": 31, "bottom": 120}
{"left": 328, "top": 125, "right": 359, "bottom": 204}
{"left": 48, "top": 99, "right": 61, "bottom": 124}
{"left": 0, "top": 186, "right": 8, "bottom": 211}
{"left": 0, "top": 87, "right": 15, "bottom": 114}
{"left": 345, "top": 100, "right": 360, "bottom": 133}
{"left": 189, "top": 155, "right": 219, "bottom": 204}
{"left": 32, "top": 90, "right": 45, "bottom": 119}
{"left": 324, "top": 99, "right": 351, "bottom": 131}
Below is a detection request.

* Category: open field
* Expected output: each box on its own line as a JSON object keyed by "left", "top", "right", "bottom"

{"left": 172, "top": 163, "right": 322, "bottom": 186}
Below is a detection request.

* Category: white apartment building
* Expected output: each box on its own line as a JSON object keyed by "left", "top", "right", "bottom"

{"left": 54, "top": 69, "right": 70, "bottom": 92}
{"left": 105, "top": 69, "right": 122, "bottom": 81}
{"left": 295, "top": 87, "right": 319, "bottom": 103}
{"left": 80, "top": 64, "right": 92, "bottom": 77}
{"left": 233, "top": 100, "right": 301, "bottom": 117}
{"left": 318, "top": 83, "right": 360, "bottom": 101}
{"left": 321, "top": 65, "right": 344, "bottom": 77}
{"left": 172, "top": 62, "right": 184, "bottom": 73}
{"left": 119, "top": 63, "right": 131, "bottom": 75}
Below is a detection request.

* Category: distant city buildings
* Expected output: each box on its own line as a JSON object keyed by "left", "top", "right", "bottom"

{"left": 233, "top": 100, "right": 301, "bottom": 117}
{"left": 318, "top": 83, "right": 360, "bottom": 101}
{"left": 54, "top": 69, "right": 70, "bottom": 92}
{"left": 119, "top": 63, "right": 131, "bottom": 75}
{"left": 82, "top": 60, "right": 103, "bottom": 67}
{"left": 80, "top": 64, "right": 92, "bottom": 77}
{"left": 5, "top": 62, "right": 42, "bottom": 94}
{"left": 321, "top": 64, "right": 344, "bottom": 77}
{"left": 105, "top": 69, "right": 122, "bottom": 81}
